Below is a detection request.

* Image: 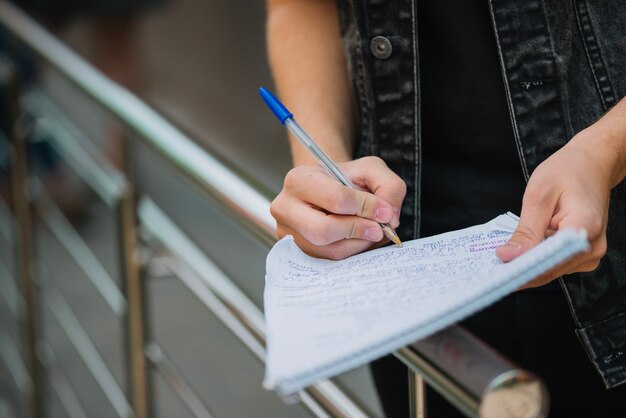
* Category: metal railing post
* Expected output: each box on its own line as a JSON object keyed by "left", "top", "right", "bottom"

{"left": 409, "top": 371, "right": 426, "bottom": 418}
{"left": 2, "top": 58, "right": 41, "bottom": 418}
{"left": 118, "top": 182, "right": 149, "bottom": 418}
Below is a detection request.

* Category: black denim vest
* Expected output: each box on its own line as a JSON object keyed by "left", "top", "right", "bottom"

{"left": 336, "top": 0, "right": 626, "bottom": 389}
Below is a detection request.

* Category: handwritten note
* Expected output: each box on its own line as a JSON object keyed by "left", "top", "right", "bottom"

{"left": 263, "top": 213, "right": 589, "bottom": 395}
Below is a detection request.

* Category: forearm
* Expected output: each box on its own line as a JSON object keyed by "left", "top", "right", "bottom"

{"left": 266, "top": 0, "right": 354, "bottom": 165}
{"left": 569, "top": 97, "right": 626, "bottom": 188}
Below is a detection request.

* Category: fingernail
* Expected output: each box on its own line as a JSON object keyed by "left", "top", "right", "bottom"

{"left": 364, "top": 226, "right": 382, "bottom": 241}
{"left": 375, "top": 207, "right": 392, "bottom": 222}
{"left": 501, "top": 241, "right": 522, "bottom": 252}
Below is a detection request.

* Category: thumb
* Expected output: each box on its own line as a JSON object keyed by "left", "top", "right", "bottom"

{"left": 496, "top": 197, "right": 554, "bottom": 262}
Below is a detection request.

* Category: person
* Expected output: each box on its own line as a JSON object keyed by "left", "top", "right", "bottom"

{"left": 265, "top": 0, "right": 626, "bottom": 417}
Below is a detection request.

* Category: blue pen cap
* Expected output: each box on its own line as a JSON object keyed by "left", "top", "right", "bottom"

{"left": 259, "top": 87, "right": 293, "bottom": 124}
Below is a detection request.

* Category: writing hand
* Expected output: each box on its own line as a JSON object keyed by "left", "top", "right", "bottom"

{"left": 271, "top": 156, "right": 407, "bottom": 260}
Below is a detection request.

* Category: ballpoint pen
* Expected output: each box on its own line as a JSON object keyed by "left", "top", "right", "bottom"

{"left": 259, "top": 87, "right": 403, "bottom": 247}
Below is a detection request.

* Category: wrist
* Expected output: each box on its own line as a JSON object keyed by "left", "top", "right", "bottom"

{"left": 569, "top": 122, "right": 626, "bottom": 189}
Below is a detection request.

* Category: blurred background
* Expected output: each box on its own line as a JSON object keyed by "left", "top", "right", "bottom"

{"left": 0, "top": 0, "right": 385, "bottom": 417}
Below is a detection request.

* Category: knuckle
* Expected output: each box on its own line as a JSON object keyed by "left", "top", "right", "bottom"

{"left": 270, "top": 193, "right": 293, "bottom": 219}
{"left": 283, "top": 166, "right": 307, "bottom": 190}
{"left": 592, "top": 238, "right": 607, "bottom": 260}
{"left": 587, "top": 216, "right": 604, "bottom": 238}
{"left": 283, "top": 168, "right": 298, "bottom": 189}
{"left": 270, "top": 195, "right": 289, "bottom": 223}
{"left": 379, "top": 177, "right": 407, "bottom": 207}
{"left": 328, "top": 189, "right": 353, "bottom": 214}
{"left": 580, "top": 260, "right": 601, "bottom": 272}
{"left": 307, "top": 219, "right": 335, "bottom": 246}
{"left": 514, "top": 224, "right": 539, "bottom": 242}
{"left": 269, "top": 197, "right": 284, "bottom": 220}
{"left": 358, "top": 194, "right": 371, "bottom": 217}
{"left": 361, "top": 155, "right": 385, "bottom": 167}
{"left": 393, "top": 178, "right": 408, "bottom": 199}
{"left": 590, "top": 259, "right": 602, "bottom": 271}
{"left": 367, "top": 155, "right": 387, "bottom": 167}
{"left": 348, "top": 220, "right": 360, "bottom": 240}
{"left": 348, "top": 219, "right": 371, "bottom": 240}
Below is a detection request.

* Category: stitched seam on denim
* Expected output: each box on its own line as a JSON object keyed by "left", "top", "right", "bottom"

{"left": 576, "top": 312, "right": 626, "bottom": 388}
{"left": 558, "top": 278, "right": 583, "bottom": 328}
{"left": 351, "top": 1, "right": 373, "bottom": 157}
{"left": 574, "top": 0, "right": 618, "bottom": 111}
{"left": 364, "top": 2, "right": 378, "bottom": 156}
{"left": 355, "top": 39, "right": 372, "bottom": 155}
{"left": 575, "top": 328, "right": 612, "bottom": 387}
{"left": 486, "top": 0, "right": 530, "bottom": 182}
{"left": 540, "top": 0, "right": 575, "bottom": 139}
{"left": 574, "top": 2, "right": 604, "bottom": 110}
{"left": 411, "top": 0, "right": 420, "bottom": 239}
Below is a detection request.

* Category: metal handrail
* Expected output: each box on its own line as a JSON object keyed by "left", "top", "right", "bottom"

{"left": 0, "top": 1, "right": 549, "bottom": 416}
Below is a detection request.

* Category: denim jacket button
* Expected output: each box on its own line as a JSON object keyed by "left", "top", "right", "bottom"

{"left": 370, "top": 36, "right": 392, "bottom": 59}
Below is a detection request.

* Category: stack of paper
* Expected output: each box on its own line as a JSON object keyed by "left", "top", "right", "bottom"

{"left": 263, "top": 213, "right": 589, "bottom": 395}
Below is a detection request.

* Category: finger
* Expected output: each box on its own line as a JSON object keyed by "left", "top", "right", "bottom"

{"left": 566, "top": 233, "right": 605, "bottom": 272}
{"left": 275, "top": 196, "right": 385, "bottom": 246}
{"left": 287, "top": 166, "right": 395, "bottom": 223}
{"left": 518, "top": 229, "right": 604, "bottom": 289}
{"left": 519, "top": 234, "right": 601, "bottom": 289}
{"left": 342, "top": 157, "right": 407, "bottom": 225}
{"left": 520, "top": 258, "right": 578, "bottom": 289}
{"left": 522, "top": 248, "right": 604, "bottom": 289}
{"left": 281, "top": 224, "right": 380, "bottom": 260}
{"left": 558, "top": 209, "right": 607, "bottom": 241}
{"left": 496, "top": 188, "right": 558, "bottom": 262}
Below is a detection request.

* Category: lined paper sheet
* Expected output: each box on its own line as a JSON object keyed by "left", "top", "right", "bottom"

{"left": 264, "top": 213, "right": 590, "bottom": 395}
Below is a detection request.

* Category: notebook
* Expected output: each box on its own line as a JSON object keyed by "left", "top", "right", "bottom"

{"left": 263, "top": 213, "right": 589, "bottom": 395}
